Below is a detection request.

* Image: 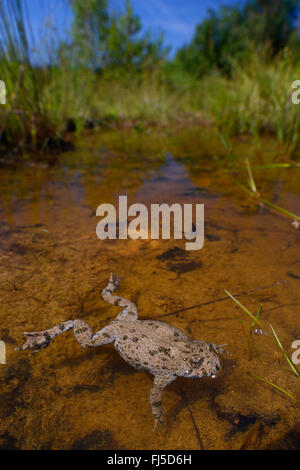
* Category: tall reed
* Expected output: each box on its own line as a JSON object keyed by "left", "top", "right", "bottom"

{"left": 200, "top": 50, "right": 300, "bottom": 157}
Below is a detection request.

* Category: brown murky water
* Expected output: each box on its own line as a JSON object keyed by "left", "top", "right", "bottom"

{"left": 0, "top": 126, "right": 299, "bottom": 450}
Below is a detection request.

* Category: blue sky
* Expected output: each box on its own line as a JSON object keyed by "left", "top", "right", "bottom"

{"left": 110, "top": 0, "right": 241, "bottom": 52}
{"left": 27, "top": 0, "right": 242, "bottom": 55}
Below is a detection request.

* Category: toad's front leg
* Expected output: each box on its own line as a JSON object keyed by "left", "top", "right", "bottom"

{"left": 150, "top": 374, "right": 176, "bottom": 430}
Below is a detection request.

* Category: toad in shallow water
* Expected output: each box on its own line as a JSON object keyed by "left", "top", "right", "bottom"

{"left": 16, "top": 273, "right": 226, "bottom": 428}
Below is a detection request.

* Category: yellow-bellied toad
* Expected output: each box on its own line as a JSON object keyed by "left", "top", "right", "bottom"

{"left": 16, "top": 273, "right": 226, "bottom": 428}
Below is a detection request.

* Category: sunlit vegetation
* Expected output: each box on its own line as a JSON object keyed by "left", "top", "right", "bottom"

{"left": 0, "top": 0, "right": 300, "bottom": 160}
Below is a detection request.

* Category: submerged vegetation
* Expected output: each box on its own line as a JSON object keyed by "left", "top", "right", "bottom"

{"left": 220, "top": 137, "right": 300, "bottom": 223}
{"left": 0, "top": 0, "right": 300, "bottom": 160}
{"left": 225, "top": 290, "right": 300, "bottom": 403}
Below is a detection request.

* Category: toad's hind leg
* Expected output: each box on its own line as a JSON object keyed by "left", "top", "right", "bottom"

{"left": 73, "top": 320, "right": 115, "bottom": 348}
{"left": 102, "top": 273, "right": 138, "bottom": 320}
{"left": 150, "top": 374, "right": 177, "bottom": 430}
{"left": 16, "top": 320, "right": 115, "bottom": 352}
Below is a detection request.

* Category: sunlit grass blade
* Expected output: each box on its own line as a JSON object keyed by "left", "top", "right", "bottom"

{"left": 254, "top": 163, "right": 300, "bottom": 169}
{"left": 225, "top": 291, "right": 300, "bottom": 374}
{"left": 245, "top": 158, "right": 258, "bottom": 194}
{"left": 219, "top": 132, "right": 300, "bottom": 222}
{"left": 223, "top": 163, "right": 300, "bottom": 174}
{"left": 248, "top": 372, "right": 298, "bottom": 402}
{"left": 232, "top": 177, "right": 300, "bottom": 222}
{"left": 224, "top": 289, "right": 264, "bottom": 329}
{"left": 252, "top": 305, "right": 262, "bottom": 327}
{"left": 256, "top": 195, "right": 300, "bottom": 221}
{"left": 226, "top": 289, "right": 300, "bottom": 403}
{"left": 269, "top": 324, "right": 300, "bottom": 378}
{"left": 247, "top": 163, "right": 300, "bottom": 170}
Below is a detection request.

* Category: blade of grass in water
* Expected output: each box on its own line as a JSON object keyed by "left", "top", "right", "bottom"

{"left": 251, "top": 163, "right": 300, "bottom": 169}
{"left": 248, "top": 305, "right": 263, "bottom": 361}
{"left": 219, "top": 134, "right": 300, "bottom": 222}
{"left": 226, "top": 290, "right": 300, "bottom": 378}
{"left": 223, "top": 164, "right": 300, "bottom": 175}
{"left": 233, "top": 177, "right": 300, "bottom": 222}
{"left": 245, "top": 158, "right": 258, "bottom": 194}
{"left": 223, "top": 163, "right": 300, "bottom": 174}
{"left": 224, "top": 289, "right": 264, "bottom": 329}
{"left": 248, "top": 372, "right": 298, "bottom": 402}
{"left": 245, "top": 158, "right": 300, "bottom": 221}
{"left": 269, "top": 324, "right": 300, "bottom": 378}
{"left": 252, "top": 305, "right": 262, "bottom": 327}
{"left": 226, "top": 289, "right": 299, "bottom": 401}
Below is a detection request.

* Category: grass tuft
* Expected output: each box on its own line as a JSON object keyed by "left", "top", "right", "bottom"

{"left": 225, "top": 289, "right": 300, "bottom": 402}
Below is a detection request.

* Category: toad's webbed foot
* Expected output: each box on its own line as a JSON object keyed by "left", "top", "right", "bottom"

{"left": 153, "top": 412, "right": 164, "bottom": 431}
{"left": 16, "top": 319, "right": 115, "bottom": 353}
{"left": 15, "top": 331, "right": 50, "bottom": 353}
{"left": 109, "top": 272, "right": 121, "bottom": 288}
{"left": 15, "top": 321, "right": 74, "bottom": 353}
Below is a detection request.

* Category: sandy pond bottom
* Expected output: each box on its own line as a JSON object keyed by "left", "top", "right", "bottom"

{"left": 0, "top": 127, "right": 299, "bottom": 450}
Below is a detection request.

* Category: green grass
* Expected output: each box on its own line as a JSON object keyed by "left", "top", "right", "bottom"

{"left": 225, "top": 289, "right": 300, "bottom": 403}
{"left": 201, "top": 51, "right": 300, "bottom": 158}
{"left": 219, "top": 134, "right": 300, "bottom": 223}
{"left": 1, "top": 3, "right": 300, "bottom": 160}
{"left": 244, "top": 158, "right": 300, "bottom": 222}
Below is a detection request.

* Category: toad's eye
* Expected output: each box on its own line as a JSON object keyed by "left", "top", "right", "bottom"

{"left": 189, "top": 355, "right": 204, "bottom": 368}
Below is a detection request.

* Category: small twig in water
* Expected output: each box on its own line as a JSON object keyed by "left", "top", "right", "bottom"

{"left": 155, "top": 280, "right": 287, "bottom": 319}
